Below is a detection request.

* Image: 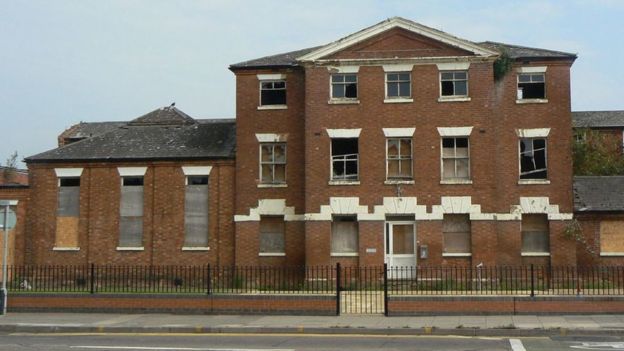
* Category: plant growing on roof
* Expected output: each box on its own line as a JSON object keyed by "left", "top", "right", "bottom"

{"left": 2, "top": 151, "right": 18, "bottom": 184}
{"left": 493, "top": 50, "right": 513, "bottom": 81}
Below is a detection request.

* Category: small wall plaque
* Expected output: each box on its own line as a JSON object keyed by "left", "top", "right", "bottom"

{"left": 366, "top": 248, "right": 377, "bottom": 253}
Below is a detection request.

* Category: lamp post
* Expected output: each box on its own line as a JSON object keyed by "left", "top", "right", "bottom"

{"left": 0, "top": 200, "right": 17, "bottom": 315}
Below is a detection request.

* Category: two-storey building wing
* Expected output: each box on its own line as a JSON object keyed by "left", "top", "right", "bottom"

{"left": 230, "top": 17, "right": 578, "bottom": 269}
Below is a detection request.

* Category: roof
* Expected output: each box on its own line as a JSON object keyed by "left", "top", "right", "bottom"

{"left": 231, "top": 17, "right": 576, "bottom": 70}
{"left": 572, "top": 110, "right": 624, "bottom": 128}
{"left": 574, "top": 176, "right": 624, "bottom": 212}
{"left": 62, "top": 121, "right": 127, "bottom": 140}
{"left": 26, "top": 107, "right": 236, "bottom": 163}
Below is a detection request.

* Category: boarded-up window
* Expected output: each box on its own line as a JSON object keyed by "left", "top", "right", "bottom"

{"left": 259, "top": 216, "right": 285, "bottom": 254}
{"left": 387, "top": 138, "right": 412, "bottom": 179}
{"left": 331, "top": 216, "right": 358, "bottom": 253}
{"left": 600, "top": 221, "right": 624, "bottom": 254}
{"left": 260, "top": 143, "right": 286, "bottom": 184}
{"left": 521, "top": 214, "right": 549, "bottom": 253}
{"left": 184, "top": 175, "right": 209, "bottom": 247}
{"left": 442, "top": 137, "right": 470, "bottom": 180}
{"left": 119, "top": 176, "right": 144, "bottom": 247}
{"left": 443, "top": 214, "right": 471, "bottom": 254}
{"left": 55, "top": 177, "right": 80, "bottom": 247}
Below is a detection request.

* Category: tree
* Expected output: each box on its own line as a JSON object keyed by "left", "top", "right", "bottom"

{"left": 1, "top": 151, "right": 18, "bottom": 184}
{"left": 573, "top": 129, "right": 624, "bottom": 175}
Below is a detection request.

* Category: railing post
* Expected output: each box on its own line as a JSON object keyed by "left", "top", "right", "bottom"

{"left": 383, "top": 263, "right": 388, "bottom": 317}
{"left": 89, "top": 263, "right": 95, "bottom": 294}
{"left": 335, "top": 263, "right": 341, "bottom": 316}
{"left": 530, "top": 264, "right": 535, "bottom": 297}
{"left": 206, "top": 264, "right": 212, "bottom": 295}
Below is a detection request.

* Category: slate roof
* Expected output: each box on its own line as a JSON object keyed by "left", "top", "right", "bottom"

{"left": 477, "top": 41, "right": 576, "bottom": 60}
{"left": 26, "top": 107, "right": 236, "bottom": 163}
{"left": 572, "top": 111, "right": 624, "bottom": 128}
{"left": 63, "top": 121, "right": 127, "bottom": 140}
{"left": 574, "top": 176, "right": 624, "bottom": 212}
{"left": 230, "top": 46, "right": 322, "bottom": 70}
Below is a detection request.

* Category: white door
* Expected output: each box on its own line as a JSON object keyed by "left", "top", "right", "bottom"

{"left": 385, "top": 221, "right": 416, "bottom": 279}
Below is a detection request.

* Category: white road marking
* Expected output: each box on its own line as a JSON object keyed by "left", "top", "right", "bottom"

{"left": 571, "top": 342, "right": 624, "bottom": 350}
{"left": 509, "top": 338, "right": 527, "bottom": 351}
{"left": 70, "top": 347, "right": 294, "bottom": 351}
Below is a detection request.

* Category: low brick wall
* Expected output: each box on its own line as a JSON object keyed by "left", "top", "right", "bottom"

{"left": 388, "top": 296, "right": 624, "bottom": 315}
{"left": 8, "top": 293, "right": 336, "bottom": 315}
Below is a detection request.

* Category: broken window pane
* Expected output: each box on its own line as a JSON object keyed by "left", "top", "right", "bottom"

{"left": 443, "top": 214, "right": 471, "bottom": 253}
{"left": 332, "top": 138, "right": 359, "bottom": 180}
{"left": 386, "top": 138, "right": 412, "bottom": 179}
{"left": 331, "top": 74, "right": 358, "bottom": 99}
{"left": 517, "top": 73, "right": 545, "bottom": 99}
{"left": 521, "top": 214, "right": 549, "bottom": 253}
{"left": 520, "top": 138, "right": 548, "bottom": 179}
{"left": 119, "top": 176, "right": 144, "bottom": 247}
{"left": 441, "top": 137, "right": 470, "bottom": 180}
{"left": 331, "top": 216, "right": 358, "bottom": 253}
{"left": 386, "top": 72, "right": 411, "bottom": 98}
{"left": 184, "top": 178, "right": 209, "bottom": 247}
{"left": 440, "top": 70, "right": 469, "bottom": 96}
{"left": 260, "top": 143, "right": 287, "bottom": 184}
{"left": 260, "top": 80, "right": 286, "bottom": 105}
{"left": 259, "top": 216, "right": 285, "bottom": 253}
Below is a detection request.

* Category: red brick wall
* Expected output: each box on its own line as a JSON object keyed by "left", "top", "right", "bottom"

{"left": 575, "top": 213, "right": 624, "bottom": 266}
{"left": 0, "top": 186, "right": 29, "bottom": 266}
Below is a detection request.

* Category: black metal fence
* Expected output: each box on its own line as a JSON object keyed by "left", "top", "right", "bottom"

{"left": 3, "top": 264, "right": 624, "bottom": 297}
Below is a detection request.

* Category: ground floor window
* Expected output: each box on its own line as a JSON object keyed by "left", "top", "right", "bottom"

{"left": 259, "top": 216, "right": 285, "bottom": 255}
{"left": 442, "top": 214, "right": 471, "bottom": 254}
{"left": 521, "top": 214, "right": 550, "bottom": 253}
{"left": 599, "top": 220, "right": 624, "bottom": 255}
{"left": 331, "top": 216, "right": 358, "bottom": 254}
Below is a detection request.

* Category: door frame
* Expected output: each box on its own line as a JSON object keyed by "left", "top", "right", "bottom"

{"left": 384, "top": 220, "right": 417, "bottom": 269}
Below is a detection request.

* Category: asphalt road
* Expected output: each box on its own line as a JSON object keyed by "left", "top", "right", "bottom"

{"left": 0, "top": 333, "right": 622, "bottom": 351}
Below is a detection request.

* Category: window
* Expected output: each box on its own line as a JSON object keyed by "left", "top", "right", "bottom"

{"left": 440, "top": 71, "right": 468, "bottom": 97}
{"left": 331, "top": 74, "right": 357, "bottom": 99}
{"left": 442, "top": 215, "right": 471, "bottom": 254}
{"left": 386, "top": 72, "right": 411, "bottom": 98}
{"left": 520, "top": 138, "right": 547, "bottom": 179}
{"left": 259, "top": 216, "right": 285, "bottom": 255}
{"left": 260, "top": 143, "right": 286, "bottom": 184}
{"left": 521, "top": 214, "right": 549, "bottom": 254}
{"left": 517, "top": 73, "right": 545, "bottom": 100}
{"left": 599, "top": 221, "right": 624, "bottom": 255}
{"left": 386, "top": 138, "right": 412, "bottom": 179}
{"left": 441, "top": 137, "right": 470, "bottom": 180}
{"left": 331, "top": 138, "right": 359, "bottom": 181}
{"left": 260, "top": 80, "right": 286, "bottom": 106}
{"left": 119, "top": 176, "right": 144, "bottom": 247}
{"left": 56, "top": 177, "right": 80, "bottom": 248}
{"left": 184, "top": 175, "right": 209, "bottom": 247}
{"left": 331, "top": 216, "right": 358, "bottom": 254}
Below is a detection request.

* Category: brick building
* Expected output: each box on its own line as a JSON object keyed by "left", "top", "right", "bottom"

{"left": 573, "top": 110, "right": 624, "bottom": 156}
{"left": 18, "top": 17, "right": 601, "bottom": 269}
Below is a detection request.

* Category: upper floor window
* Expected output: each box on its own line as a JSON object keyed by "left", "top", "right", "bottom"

{"left": 386, "top": 72, "right": 411, "bottom": 99}
{"left": 386, "top": 138, "right": 412, "bottom": 180}
{"left": 260, "top": 143, "right": 286, "bottom": 184}
{"left": 517, "top": 73, "right": 545, "bottom": 100}
{"left": 441, "top": 137, "right": 470, "bottom": 181}
{"left": 260, "top": 80, "right": 286, "bottom": 106}
{"left": 520, "top": 138, "right": 547, "bottom": 180}
{"left": 440, "top": 71, "right": 468, "bottom": 97}
{"left": 331, "top": 138, "right": 359, "bottom": 181}
{"left": 331, "top": 74, "right": 358, "bottom": 99}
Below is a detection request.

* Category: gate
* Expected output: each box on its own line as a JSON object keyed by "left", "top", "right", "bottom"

{"left": 336, "top": 263, "right": 387, "bottom": 315}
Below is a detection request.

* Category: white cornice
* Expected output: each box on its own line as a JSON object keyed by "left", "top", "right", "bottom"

{"left": 437, "top": 126, "right": 474, "bottom": 137}
{"left": 326, "top": 128, "right": 362, "bottom": 139}
{"left": 516, "top": 128, "right": 550, "bottom": 138}
{"left": 54, "top": 168, "right": 83, "bottom": 178}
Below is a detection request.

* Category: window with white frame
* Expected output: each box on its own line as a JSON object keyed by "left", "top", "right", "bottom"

{"left": 441, "top": 137, "right": 470, "bottom": 180}
{"left": 521, "top": 214, "right": 549, "bottom": 254}
{"left": 259, "top": 216, "right": 285, "bottom": 255}
{"left": 520, "top": 138, "right": 547, "bottom": 179}
{"left": 386, "top": 72, "right": 411, "bottom": 98}
{"left": 260, "top": 143, "right": 286, "bottom": 184}
{"left": 184, "top": 175, "right": 209, "bottom": 247}
{"left": 440, "top": 71, "right": 468, "bottom": 97}
{"left": 517, "top": 73, "right": 545, "bottom": 100}
{"left": 119, "top": 176, "right": 144, "bottom": 247}
{"left": 331, "top": 74, "right": 358, "bottom": 99}
{"left": 331, "top": 138, "right": 359, "bottom": 181}
{"left": 260, "top": 80, "right": 286, "bottom": 106}
{"left": 443, "top": 214, "right": 471, "bottom": 254}
{"left": 331, "top": 216, "right": 358, "bottom": 254}
{"left": 386, "top": 138, "right": 412, "bottom": 179}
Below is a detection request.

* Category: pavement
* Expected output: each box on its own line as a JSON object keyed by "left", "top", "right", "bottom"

{"left": 1, "top": 313, "right": 624, "bottom": 337}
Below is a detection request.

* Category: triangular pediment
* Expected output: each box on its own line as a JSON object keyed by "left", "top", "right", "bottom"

{"left": 298, "top": 17, "right": 498, "bottom": 62}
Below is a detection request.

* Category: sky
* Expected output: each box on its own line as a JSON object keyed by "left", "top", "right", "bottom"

{"left": 1, "top": 0, "right": 623, "bottom": 167}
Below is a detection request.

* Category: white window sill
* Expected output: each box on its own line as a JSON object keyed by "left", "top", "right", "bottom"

{"left": 259, "top": 252, "right": 286, "bottom": 257}
{"left": 384, "top": 180, "right": 415, "bottom": 185}
{"left": 116, "top": 247, "right": 144, "bottom": 251}
{"left": 600, "top": 252, "right": 624, "bottom": 257}
{"left": 328, "top": 99, "right": 360, "bottom": 105}
{"left": 440, "top": 179, "right": 473, "bottom": 185}
{"left": 331, "top": 252, "right": 359, "bottom": 257}
{"left": 257, "top": 183, "right": 287, "bottom": 188}
{"left": 257, "top": 105, "right": 287, "bottom": 110}
{"left": 516, "top": 99, "right": 548, "bottom": 104}
{"left": 53, "top": 247, "right": 80, "bottom": 251}
{"left": 182, "top": 247, "right": 210, "bottom": 251}
{"left": 521, "top": 252, "right": 550, "bottom": 257}
{"left": 442, "top": 253, "right": 472, "bottom": 257}
{"left": 384, "top": 98, "right": 413, "bottom": 104}
{"left": 438, "top": 96, "right": 471, "bottom": 103}
{"left": 328, "top": 180, "right": 360, "bottom": 186}
{"left": 518, "top": 179, "right": 550, "bottom": 185}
